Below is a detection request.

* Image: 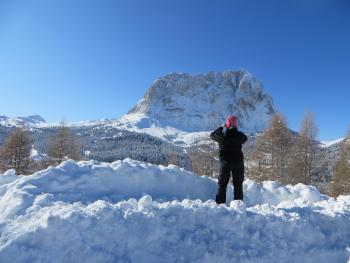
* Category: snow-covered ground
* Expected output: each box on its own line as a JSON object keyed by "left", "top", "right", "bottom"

{"left": 0, "top": 159, "right": 349, "bottom": 263}
{"left": 112, "top": 114, "right": 212, "bottom": 146}
{"left": 30, "top": 146, "right": 47, "bottom": 161}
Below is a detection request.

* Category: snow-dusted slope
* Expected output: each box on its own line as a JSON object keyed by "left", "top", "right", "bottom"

{"left": 120, "top": 70, "right": 275, "bottom": 134}
{"left": 0, "top": 114, "right": 46, "bottom": 127}
{"left": 320, "top": 138, "right": 345, "bottom": 148}
{"left": 0, "top": 159, "right": 349, "bottom": 263}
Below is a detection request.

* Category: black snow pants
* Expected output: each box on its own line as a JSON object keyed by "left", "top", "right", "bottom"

{"left": 215, "top": 160, "right": 244, "bottom": 204}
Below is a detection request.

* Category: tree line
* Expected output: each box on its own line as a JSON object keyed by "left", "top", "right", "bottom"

{"left": 0, "top": 123, "right": 190, "bottom": 174}
{"left": 248, "top": 112, "right": 349, "bottom": 197}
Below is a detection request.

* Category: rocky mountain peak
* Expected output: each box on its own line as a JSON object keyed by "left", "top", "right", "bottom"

{"left": 124, "top": 70, "right": 275, "bottom": 133}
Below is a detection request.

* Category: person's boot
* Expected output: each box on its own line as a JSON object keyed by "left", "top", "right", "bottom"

{"left": 215, "top": 193, "right": 226, "bottom": 204}
{"left": 233, "top": 183, "right": 243, "bottom": 201}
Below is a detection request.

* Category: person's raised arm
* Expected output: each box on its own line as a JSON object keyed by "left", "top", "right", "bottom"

{"left": 210, "top": 127, "right": 224, "bottom": 142}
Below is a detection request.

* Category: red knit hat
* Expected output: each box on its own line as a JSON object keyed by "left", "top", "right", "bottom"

{"left": 226, "top": 115, "right": 237, "bottom": 128}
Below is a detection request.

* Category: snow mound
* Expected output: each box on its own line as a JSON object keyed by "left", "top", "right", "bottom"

{"left": 0, "top": 159, "right": 349, "bottom": 263}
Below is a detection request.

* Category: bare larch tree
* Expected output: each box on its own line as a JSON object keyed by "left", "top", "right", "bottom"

{"left": 290, "top": 112, "right": 319, "bottom": 185}
{"left": 250, "top": 113, "right": 292, "bottom": 184}
{"left": 330, "top": 134, "right": 350, "bottom": 196}
{"left": 47, "top": 123, "right": 81, "bottom": 164}
{"left": 0, "top": 127, "right": 31, "bottom": 174}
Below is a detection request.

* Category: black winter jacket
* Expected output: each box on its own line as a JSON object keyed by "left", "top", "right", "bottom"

{"left": 210, "top": 126, "right": 248, "bottom": 162}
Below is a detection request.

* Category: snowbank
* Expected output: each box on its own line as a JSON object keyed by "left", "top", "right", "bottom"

{"left": 0, "top": 159, "right": 349, "bottom": 263}
{"left": 0, "top": 169, "right": 17, "bottom": 186}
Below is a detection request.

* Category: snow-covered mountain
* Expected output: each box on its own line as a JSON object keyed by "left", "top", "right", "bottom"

{"left": 0, "top": 115, "right": 46, "bottom": 127}
{"left": 120, "top": 70, "right": 275, "bottom": 134}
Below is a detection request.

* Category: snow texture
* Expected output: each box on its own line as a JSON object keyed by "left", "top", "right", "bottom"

{"left": 0, "top": 159, "right": 349, "bottom": 263}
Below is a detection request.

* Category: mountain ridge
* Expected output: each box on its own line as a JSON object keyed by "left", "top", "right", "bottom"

{"left": 0, "top": 114, "right": 46, "bottom": 127}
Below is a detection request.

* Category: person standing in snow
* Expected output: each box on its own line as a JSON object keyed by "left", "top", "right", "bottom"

{"left": 210, "top": 115, "right": 247, "bottom": 203}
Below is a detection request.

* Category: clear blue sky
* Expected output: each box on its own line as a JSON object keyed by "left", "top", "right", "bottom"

{"left": 0, "top": 0, "right": 349, "bottom": 140}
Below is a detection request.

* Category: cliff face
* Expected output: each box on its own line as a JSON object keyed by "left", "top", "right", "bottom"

{"left": 123, "top": 70, "right": 275, "bottom": 134}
